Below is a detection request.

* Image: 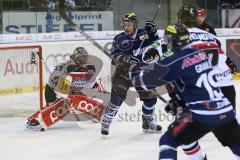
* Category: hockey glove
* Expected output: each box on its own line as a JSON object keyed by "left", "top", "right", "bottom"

{"left": 226, "top": 57, "right": 237, "bottom": 74}
{"left": 165, "top": 98, "right": 185, "bottom": 116}
{"left": 111, "top": 53, "right": 131, "bottom": 67}
{"left": 145, "top": 21, "right": 157, "bottom": 38}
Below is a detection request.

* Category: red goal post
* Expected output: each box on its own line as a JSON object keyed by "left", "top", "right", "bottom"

{"left": 0, "top": 45, "right": 44, "bottom": 112}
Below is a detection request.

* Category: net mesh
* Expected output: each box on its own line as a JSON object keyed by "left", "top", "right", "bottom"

{"left": 0, "top": 46, "right": 43, "bottom": 117}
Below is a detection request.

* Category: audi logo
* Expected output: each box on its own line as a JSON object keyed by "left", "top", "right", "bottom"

{"left": 46, "top": 53, "right": 71, "bottom": 67}
{"left": 45, "top": 42, "right": 112, "bottom": 67}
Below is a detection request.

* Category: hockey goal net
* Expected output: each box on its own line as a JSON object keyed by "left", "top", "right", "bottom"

{"left": 0, "top": 45, "right": 43, "bottom": 117}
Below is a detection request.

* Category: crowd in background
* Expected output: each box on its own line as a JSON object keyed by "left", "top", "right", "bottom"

{"left": 0, "top": 0, "right": 113, "bottom": 11}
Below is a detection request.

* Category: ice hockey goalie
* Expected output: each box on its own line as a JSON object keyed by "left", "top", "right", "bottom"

{"left": 26, "top": 47, "right": 106, "bottom": 131}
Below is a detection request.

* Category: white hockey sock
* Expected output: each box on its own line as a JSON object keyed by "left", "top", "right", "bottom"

{"left": 182, "top": 141, "right": 206, "bottom": 160}
{"left": 102, "top": 102, "right": 120, "bottom": 125}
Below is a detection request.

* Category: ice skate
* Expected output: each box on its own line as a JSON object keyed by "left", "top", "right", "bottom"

{"left": 101, "top": 123, "right": 110, "bottom": 136}
{"left": 142, "top": 115, "right": 162, "bottom": 133}
{"left": 25, "top": 118, "right": 42, "bottom": 131}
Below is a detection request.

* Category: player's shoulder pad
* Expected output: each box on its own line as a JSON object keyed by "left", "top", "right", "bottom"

{"left": 114, "top": 31, "right": 127, "bottom": 39}
{"left": 188, "top": 27, "right": 219, "bottom": 41}
{"left": 161, "top": 50, "right": 175, "bottom": 60}
{"left": 160, "top": 48, "right": 197, "bottom": 66}
{"left": 136, "top": 29, "right": 146, "bottom": 36}
{"left": 113, "top": 32, "right": 129, "bottom": 43}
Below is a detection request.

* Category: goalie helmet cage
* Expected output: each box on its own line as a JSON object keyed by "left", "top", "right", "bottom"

{"left": 0, "top": 45, "right": 43, "bottom": 116}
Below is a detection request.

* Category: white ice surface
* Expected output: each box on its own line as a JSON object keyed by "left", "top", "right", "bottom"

{"left": 0, "top": 81, "right": 239, "bottom": 160}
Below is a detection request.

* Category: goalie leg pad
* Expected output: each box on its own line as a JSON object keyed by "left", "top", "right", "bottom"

{"left": 27, "top": 110, "right": 40, "bottom": 123}
{"left": 26, "top": 111, "right": 41, "bottom": 130}
{"left": 38, "top": 99, "right": 70, "bottom": 128}
{"left": 69, "top": 95, "right": 106, "bottom": 121}
{"left": 26, "top": 99, "right": 70, "bottom": 131}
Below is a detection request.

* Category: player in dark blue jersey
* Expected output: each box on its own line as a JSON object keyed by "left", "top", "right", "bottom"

{"left": 101, "top": 13, "right": 161, "bottom": 135}
{"left": 177, "top": 6, "right": 239, "bottom": 159}
{"left": 178, "top": 4, "right": 237, "bottom": 111}
{"left": 132, "top": 23, "right": 240, "bottom": 160}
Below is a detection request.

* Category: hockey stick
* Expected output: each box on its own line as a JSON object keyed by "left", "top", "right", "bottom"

{"left": 54, "top": 5, "right": 110, "bottom": 58}
{"left": 136, "top": 0, "right": 164, "bottom": 54}
{"left": 74, "top": 27, "right": 111, "bottom": 58}
{"left": 31, "top": 52, "right": 81, "bottom": 121}
{"left": 151, "top": 88, "right": 168, "bottom": 104}
{"left": 151, "top": 1, "right": 163, "bottom": 22}
{"left": 31, "top": 51, "right": 51, "bottom": 74}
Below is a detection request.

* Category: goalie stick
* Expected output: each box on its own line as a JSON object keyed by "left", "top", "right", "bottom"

{"left": 74, "top": 28, "right": 111, "bottom": 58}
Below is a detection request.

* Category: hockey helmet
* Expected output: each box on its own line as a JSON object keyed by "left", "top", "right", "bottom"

{"left": 177, "top": 4, "right": 197, "bottom": 26}
{"left": 164, "top": 22, "right": 189, "bottom": 48}
{"left": 70, "top": 47, "right": 88, "bottom": 65}
{"left": 122, "top": 12, "right": 138, "bottom": 25}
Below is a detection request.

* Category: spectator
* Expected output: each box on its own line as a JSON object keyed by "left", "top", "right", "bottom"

{"left": 46, "top": 0, "right": 76, "bottom": 32}
{"left": 46, "top": 0, "right": 55, "bottom": 32}
{"left": 196, "top": 8, "right": 216, "bottom": 35}
{"left": 58, "top": 0, "right": 76, "bottom": 29}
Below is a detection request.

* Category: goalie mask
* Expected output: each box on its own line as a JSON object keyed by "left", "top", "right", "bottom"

{"left": 164, "top": 22, "right": 189, "bottom": 51}
{"left": 70, "top": 47, "right": 88, "bottom": 65}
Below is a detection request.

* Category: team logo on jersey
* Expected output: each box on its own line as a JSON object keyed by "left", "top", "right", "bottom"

{"left": 133, "top": 46, "right": 148, "bottom": 56}
{"left": 117, "top": 40, "right": 133, "bottom": 52}
{"left": 181, "top": 52, "right": 208, "bottom": 69}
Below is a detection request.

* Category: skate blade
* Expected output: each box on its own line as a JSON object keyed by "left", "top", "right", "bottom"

{"left": 25, "top": 124, "right": 47, "bottom": 131}
{"left": 143, "top": 129, "right": 162, "bottom": 134}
